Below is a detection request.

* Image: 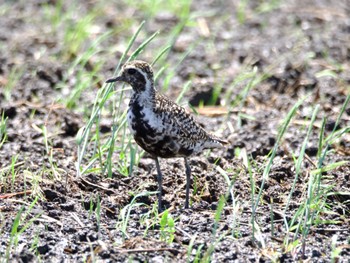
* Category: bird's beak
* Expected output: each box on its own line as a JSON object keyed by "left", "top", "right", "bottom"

{"left": 105, "top": 76, "right": 124, "bottom": 83}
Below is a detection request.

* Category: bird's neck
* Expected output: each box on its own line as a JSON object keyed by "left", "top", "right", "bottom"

{"left": 132, "top": 87, "right": 156, "bottom": 107}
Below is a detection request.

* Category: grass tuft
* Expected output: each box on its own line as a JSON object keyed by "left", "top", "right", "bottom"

{"left": 0, "top": 111, "right": 8, "bottom": 149}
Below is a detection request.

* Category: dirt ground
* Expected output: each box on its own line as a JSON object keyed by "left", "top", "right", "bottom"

{"left": 1, "top": 0, "right": 350, "bottom": 262}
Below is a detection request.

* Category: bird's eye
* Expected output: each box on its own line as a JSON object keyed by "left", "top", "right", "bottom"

{"left": 128, "top": 68, "right": 136, "bottom": 75}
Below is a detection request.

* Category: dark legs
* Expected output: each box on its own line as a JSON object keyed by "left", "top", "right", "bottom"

{"left": 154, "top": 157, "right": 163, "bottom": 212}
{"left": 155, "top": 157, "right": 192, "bottom": 211}
{"left": 184, "top": 157, "right": 191, "bottom": 209}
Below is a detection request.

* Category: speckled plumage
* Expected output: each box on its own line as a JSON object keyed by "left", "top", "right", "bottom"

{"left": 106, "top": 60, "right": 227, "bottom": 211}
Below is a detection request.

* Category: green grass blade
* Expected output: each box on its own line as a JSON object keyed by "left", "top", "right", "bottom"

{"left": 129, "top": 31, "right": 160, "bottom": 61}
{"left": 284, "top": 105, "right": 319, "bottom": 214}
{"left": 251, "top": 98, "right": 304, "bottom": 242}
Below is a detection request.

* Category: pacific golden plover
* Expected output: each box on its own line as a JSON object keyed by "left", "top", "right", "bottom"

{"left": 106, "top": 60, "right": 227, "bottom": 211}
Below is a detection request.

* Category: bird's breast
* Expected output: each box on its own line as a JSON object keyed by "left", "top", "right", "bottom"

{"left": 127, "top": 101, "right": 167, "bottom": 151}
{"left": 127, "top": 101, "right": 191, "bottom": 158}
{"left": 128, "top": 101, "right": 163, "bottom": 133}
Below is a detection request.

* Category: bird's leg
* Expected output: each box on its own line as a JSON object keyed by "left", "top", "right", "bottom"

{"left": 184, "top": 157, "right": 191, "bottom": 209}
{"left": 154, "top": 157, "right": 163, "bottom": 212}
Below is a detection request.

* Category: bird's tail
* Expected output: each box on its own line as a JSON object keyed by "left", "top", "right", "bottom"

{"left": 205, "top": 134, "right": 229, "bottom": 149}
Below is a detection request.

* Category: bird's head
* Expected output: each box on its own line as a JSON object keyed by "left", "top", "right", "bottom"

{"left": 106, "top": 60, "right": 154, "bottom": 93}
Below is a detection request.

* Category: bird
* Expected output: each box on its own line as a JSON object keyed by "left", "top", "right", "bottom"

{"left": 106, "top": 60, "right": 228, "bottom": 211}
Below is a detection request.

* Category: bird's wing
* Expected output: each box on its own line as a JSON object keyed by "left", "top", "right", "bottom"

{"left": 155, "top": 93, "right": 209, "bottom": 142}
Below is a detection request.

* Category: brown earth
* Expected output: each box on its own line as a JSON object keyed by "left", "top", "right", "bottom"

{"left": 0, "top": 0, "right": 349, "bottom": 262}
